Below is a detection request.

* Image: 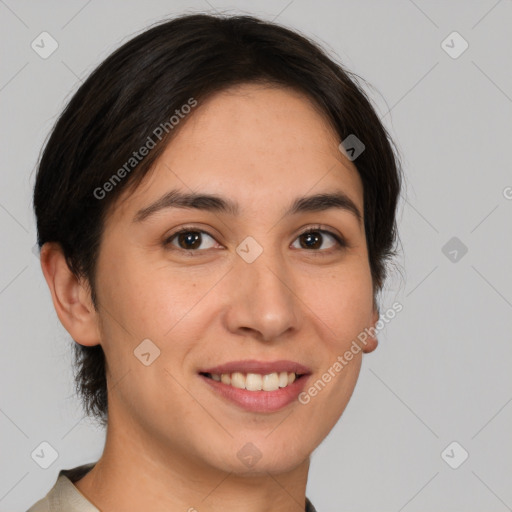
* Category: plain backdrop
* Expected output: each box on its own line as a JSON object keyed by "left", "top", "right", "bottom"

{"left": 1, "top": 1, "right": 511, "bottom": 511}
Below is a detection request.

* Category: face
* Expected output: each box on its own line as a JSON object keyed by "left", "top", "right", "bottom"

{"left": 92, "top": 83, "right": 378, "bottom": 475}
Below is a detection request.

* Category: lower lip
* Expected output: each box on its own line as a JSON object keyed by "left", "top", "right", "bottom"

{"left": 199, "top": 374, "right": 310, "bottom": 413}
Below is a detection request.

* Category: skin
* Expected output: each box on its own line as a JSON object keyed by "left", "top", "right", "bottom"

{"left": 41, "top": 83, "right": 379, "bottom": 512}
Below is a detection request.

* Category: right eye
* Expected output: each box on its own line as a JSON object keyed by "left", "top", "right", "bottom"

{"left": 163, "top": 228, "right": 221, "bottom": 254}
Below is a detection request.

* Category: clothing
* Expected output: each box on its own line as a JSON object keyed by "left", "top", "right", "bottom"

{"left": 26, "top": 463, "right": 318, "bottom": 511}
{"left": 26, "top": 463, "right": 97, "bottom": 512}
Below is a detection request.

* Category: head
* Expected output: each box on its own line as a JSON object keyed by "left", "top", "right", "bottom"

{"left": 34, "top": 13, "right": 402, "bottom": 474}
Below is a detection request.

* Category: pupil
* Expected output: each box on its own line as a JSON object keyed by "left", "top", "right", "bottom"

{"left": 179, "top": 232, "right": 200, "bottom": 249}
{"left": 302, "top": 232, "right": 321, "bottom": 249}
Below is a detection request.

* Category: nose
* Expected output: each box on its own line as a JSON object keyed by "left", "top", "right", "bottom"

{"left": 222, "top": 248, "right": 302, "bottom": 342}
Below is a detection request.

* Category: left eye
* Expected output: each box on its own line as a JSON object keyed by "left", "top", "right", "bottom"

{"left": 291, "top": 229, "right": 340, "bottom": 251}
{"left": 165, "top": 230, "right": 219, "bottom": 251}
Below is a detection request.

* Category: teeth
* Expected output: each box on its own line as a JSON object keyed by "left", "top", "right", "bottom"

{"left": 246, "top": 373, "right": 263, "bottom": 391}
{"left": 262, "top": 373, "right": 279, "bottom": 391}
{"left": 231, "top": 372, "right": 246, "bottom": 389}
{"left": 208, "top": 371, "right": 298, "bottom": 391}
{"left": 278, "top": 371, "right": 289, "bottom": 388}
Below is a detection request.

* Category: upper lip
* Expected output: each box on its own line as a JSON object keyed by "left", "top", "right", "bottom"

{"left": 199, "top": 360, "right": 311, "bottom": 375}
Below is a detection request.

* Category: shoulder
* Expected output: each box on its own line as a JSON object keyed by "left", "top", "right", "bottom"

{"left": 26, "top": 463, "right": 97, "bottom": 512}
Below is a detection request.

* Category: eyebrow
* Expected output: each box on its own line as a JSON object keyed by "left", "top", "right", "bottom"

{"left": 133, "top": 189, "right": 363, "bottom": 225}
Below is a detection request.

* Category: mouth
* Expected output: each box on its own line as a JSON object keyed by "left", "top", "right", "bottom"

{"left": 198, "top": 360, "right": 311, "bottom": 412}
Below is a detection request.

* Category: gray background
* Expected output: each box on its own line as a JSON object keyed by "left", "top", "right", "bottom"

{"left": 1, "top": 1, "right": 511, "bottom": 511}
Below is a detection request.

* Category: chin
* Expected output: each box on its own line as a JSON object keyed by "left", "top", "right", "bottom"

{"left": 204, "top": 435, "right": 313, "bottom": 476}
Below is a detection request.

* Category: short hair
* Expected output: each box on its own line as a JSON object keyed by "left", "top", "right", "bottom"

{"left": 33, "top": 13, "right": 403, "bottom": 425}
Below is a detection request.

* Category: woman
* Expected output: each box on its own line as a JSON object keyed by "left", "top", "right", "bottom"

{"left": 28, "top": 12, "right": 402, "bottom": 512}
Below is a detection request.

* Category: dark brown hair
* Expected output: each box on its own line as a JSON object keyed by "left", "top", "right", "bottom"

{"left": 33, "top": 13, "right": 403, "bottom": 425}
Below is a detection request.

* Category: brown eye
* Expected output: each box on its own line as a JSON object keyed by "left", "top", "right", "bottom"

{"left": 177, "top": 231, "right": 201, "bottom": 249}
{"left": 165, "top": 229, "right": 218, "bottom": 251}
{"left": 292, "top": 229, "right": 345, "bottom": 252}
{"left": 299, "top": 231, "right": 323, "bottom": 249}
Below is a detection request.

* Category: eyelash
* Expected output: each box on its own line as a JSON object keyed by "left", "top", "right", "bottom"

{"left": 163, "top": 224, "right": 348, "bottom": 256}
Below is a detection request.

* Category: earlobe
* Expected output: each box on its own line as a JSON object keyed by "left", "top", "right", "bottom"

{"left": 362, "top": 306, "right": 379, "bottom": 354}
{"left": 39, "top": 242, "right": 101, "bottom": 347}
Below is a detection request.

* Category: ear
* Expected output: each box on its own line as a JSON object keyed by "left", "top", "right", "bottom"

{"left": 362, "top": 305, "right": 379, "bottom": 354}
{"left": 39, "top": 242, "right": 101, "bottom": 347}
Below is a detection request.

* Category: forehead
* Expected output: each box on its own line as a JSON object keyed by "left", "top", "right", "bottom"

{"left": 177, "top": 83, "right": 342, "bottom": 163}
{"left": 112, "top": 83, "right": 363, "bottom": 222}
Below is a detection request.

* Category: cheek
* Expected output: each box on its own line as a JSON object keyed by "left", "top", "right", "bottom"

{"left": 98, "top": 250, "right": 208, "bottom": 341}
{"left": 292, "top": 262, "right": 373, "bottom": 424}
{"left": 93, "top": 261, "right": 208, "bottom": 429}
{"left": 299, "top": 262, "right": 374, "bottom": 345}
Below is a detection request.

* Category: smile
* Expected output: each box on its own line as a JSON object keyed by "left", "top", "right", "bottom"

{"left": 198, "top": 360, "right": 311, "bottom": 412}
{"left": 201, "top": 371, "right": 301, "bottom": 391}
